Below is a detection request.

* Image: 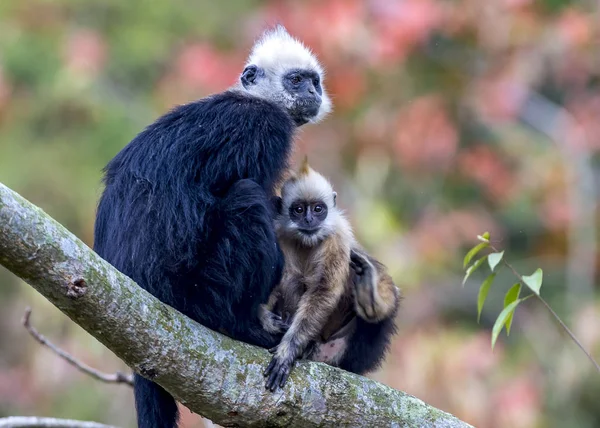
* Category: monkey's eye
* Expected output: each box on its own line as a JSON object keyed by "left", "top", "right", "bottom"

{"left": 313, "top": 204, "right": 324, "bottom": 213}
{"left": 294, "top": 205, "right": 304, "bottom": 214}
{"left": 313, "top": 77, "right": 320, "bottom": 87}
{"left": 290, "top": 75, "right": 302, "bottom": 85}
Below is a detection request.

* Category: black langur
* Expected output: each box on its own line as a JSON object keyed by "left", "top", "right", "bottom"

{"left": 260, "top": 159, "right": 400, "bottom": 390}
{"left": 93, "top": 26, "right": 331, "bottom": 428}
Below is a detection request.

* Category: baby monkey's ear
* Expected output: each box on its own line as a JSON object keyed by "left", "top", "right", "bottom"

{"left": 333, "top": 191, "right": 337, "bottom": 207}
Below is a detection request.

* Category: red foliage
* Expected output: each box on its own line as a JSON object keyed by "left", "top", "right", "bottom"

{"left": 369, "top": 0, "right": 444, "bottom": 66}
{"left": 458, "top": 145, "right": 515, "bottom": 203}
{"left": 393, "top": 95, "right": 458, "bottom": 173}
{"left": 63, "top": 29, "right": 107, "bottom": 77}
{"left": 556, "top": 8, "right": 592, "bottom": 47}
{"left": 175, "top": 44, "right": 240, "bottom": 92}
{"left": 492, "top": 376, "right": 541, "bottom": 428}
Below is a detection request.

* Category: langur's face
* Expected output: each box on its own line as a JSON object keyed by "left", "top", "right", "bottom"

{"left": 288, "top": 198, "right": 328, "bottom": 236}
{"left": 240, "top": 26, "right": 332, "bottom": 126}
{"left": 280, "top": 69, "right": 323, "bottom": 126}
{"left": 240, "top": 65, "right": 331, "bottom": 126}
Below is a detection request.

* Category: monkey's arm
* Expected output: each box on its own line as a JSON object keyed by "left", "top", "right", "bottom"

{"left": 350, "top": 248, "right": 399, "bottom": 323}
{"left": 264, "top": 248, "right": 348, "bottom": 391}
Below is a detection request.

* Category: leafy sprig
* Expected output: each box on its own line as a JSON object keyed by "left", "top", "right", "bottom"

{"left": 463, "top": 232, "right": 599, "bottom": 372}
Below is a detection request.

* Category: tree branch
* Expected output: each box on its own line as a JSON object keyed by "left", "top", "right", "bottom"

{"left": 22, "top": 307, "right": 134, "bottom": 386}
{"left": 0, "top": 182, "right": 473, "bottom": 428}
{"left": 0, "top": 417, "right": 118, "bottom": 428}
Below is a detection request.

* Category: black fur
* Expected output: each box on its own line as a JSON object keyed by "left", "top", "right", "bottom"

{"left": 338, "top": 310, "right": 398, "bottom": 375}
{"left": 93, "top": 90, "right": 294, "bottom": 428}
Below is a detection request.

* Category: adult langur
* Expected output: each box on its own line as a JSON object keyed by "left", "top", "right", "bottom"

{"left": 93, "top": 26, "right": 331, "bottom": 428}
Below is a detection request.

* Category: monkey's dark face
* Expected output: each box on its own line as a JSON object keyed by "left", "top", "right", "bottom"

{"left": 281, "top": 69, "right": 323, "bottom": 126}
{"left": 289, "top": 199, "right": 328, "bottom": 235}
{"left": 240, "top": 65, "right": 330, "bottom": 127}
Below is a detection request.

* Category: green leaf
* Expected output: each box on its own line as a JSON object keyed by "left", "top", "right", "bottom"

{"left": 477, "top": 273, "right": 495, "bottom": 323}
{"left": 491, "top": 299, "right": 523, "bottom": 349}
{"left": 503, "top": 283, "right": 521, "bottom": 335}
{"left": 462, "top": 255, "right": 488, "bottom": 286}
{"left": 522, "top": 268, "right": 543, "bottom": 295}
{"left": 488, "top": 251, "right": 504, "bottom": 272}
{"left": 477, "top": 232, "right": 490, "bottom": 243}
{"left": 463, "top": 242, "right": 489, "bottom": 269}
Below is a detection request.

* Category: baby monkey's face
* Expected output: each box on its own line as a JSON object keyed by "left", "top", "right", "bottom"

{"left": 288, "top": 198, "right": 328, "bottom": 235}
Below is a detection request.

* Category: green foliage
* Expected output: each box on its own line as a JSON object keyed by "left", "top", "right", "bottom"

{"left": 477, "top": 232, "right": 490, "bottom": 243}
{"left": 522, "top": 268, "right": 544, "bottom": 295}
{"left": 463, "top": 233, "right": 598, "bottom": 376}
{"left": 491, "top": 299, "right": 524, "bottom": 349}
{"left": 476, "top": 274, "right": 495, "bottom": 323}
{"left": 463, "top": 242, "right": 488, "bottom": 269}
{"left": 503, "top": 283, "right": 521, "bottom": 335}
{"left": 462, "top": 254, "right": 488, "bottom": 286}
{"left": 461, "top": 232, "right": 528, "bottom": 347}
{"left": 462, "top": 232, "right": 528, "bottom": 347}
{"left": 487, "top": 251, "right": 504, "bottom": 272}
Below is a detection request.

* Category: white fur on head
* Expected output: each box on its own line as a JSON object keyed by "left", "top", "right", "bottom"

{"left": 280, "top": 165, "right": 335, "bottom": 211}
{"left": 277, "top": 160, "right": 352, "bottom": 247}
{"left": 244, "top": 25, "right": 332, "bottom": 123}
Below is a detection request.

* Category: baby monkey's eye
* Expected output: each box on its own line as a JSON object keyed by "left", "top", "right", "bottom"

{"left": 313, "top": 204, "right": 324, "bottom": 213}
{"left": 294, "top": 205, "right": 304, "bottom": 214}
{"left": 290, "top": 75, "right": 302, "bottom": 85}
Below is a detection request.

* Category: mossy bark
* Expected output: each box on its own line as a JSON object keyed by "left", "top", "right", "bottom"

{"left": 0, "top": 182, "right": 473, "bottom": 428}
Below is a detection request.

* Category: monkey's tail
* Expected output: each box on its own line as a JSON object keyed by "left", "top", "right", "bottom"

{"left": 134, "top": 374, "right": 179, "bottom": 428}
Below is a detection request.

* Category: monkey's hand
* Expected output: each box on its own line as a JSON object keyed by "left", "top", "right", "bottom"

{"left": 264, "top": 345, "right": 296, "bottom": 392}
{"left": 259, "top": 306, "right": 291, "bottom": 334}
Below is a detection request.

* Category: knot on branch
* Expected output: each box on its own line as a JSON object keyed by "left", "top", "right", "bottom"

{"left": 66, "top": 277, "right": 87, "bottom": 298}
{"left": 139, "top": 364, "right": 158, "bottom": 380}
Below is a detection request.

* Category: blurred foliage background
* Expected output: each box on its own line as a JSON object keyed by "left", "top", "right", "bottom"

{"left": 1, "top": 0, "right": 599, "bottom": 427}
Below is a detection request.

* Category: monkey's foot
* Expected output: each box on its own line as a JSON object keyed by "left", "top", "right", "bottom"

{"left": 300, "top": 341, "right": 319, "bottom": 360}
{"left": 262, "top": 310, "right": 291, "bottom": 334}
{"left": 350, "top": 250, "right": 369, "bottom": 275}
{"left": 264, "top": 353, "right": 295, "bottom": 392}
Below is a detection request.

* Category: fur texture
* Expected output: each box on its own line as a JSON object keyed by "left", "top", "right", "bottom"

{"left": 94, "top": 26, "right": 329, "bottom": 428}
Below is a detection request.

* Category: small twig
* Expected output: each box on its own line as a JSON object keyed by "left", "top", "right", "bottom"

{"left": 22, "top": 307, "right": 134, "bottom": 386}
{"left": 489, "top": 245, "right": 600, "bottom": 372}
{"left": 0, "top": 416, "right": 119, "bottom": 428}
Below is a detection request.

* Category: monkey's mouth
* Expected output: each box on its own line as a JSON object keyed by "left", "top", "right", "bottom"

{"left": 298, "top": 228, "right": 319, "bottom": 236}
{"left": 291, "top": 98, "right": 321, "bottom": 126}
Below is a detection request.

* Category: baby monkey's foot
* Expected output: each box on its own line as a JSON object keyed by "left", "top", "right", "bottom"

{"left": 259, "top": 306, "right": 291, "bottom": 334}
{"left": 350, "top": 249, "right": 370, "bottom": 276}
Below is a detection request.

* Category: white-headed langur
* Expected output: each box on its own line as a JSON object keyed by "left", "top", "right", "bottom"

{"left": 93, "top": 26, "right": 331, "bottom": 428}
{"left": 261, "top": 158, "right": 400, "bottom": 391}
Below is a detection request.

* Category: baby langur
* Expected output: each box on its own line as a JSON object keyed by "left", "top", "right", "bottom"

{"left": 260, "top": 158, "right": 353, "bottom": 391}
{"left": 261, "top": 159, "right": 400, "bottom": 391}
